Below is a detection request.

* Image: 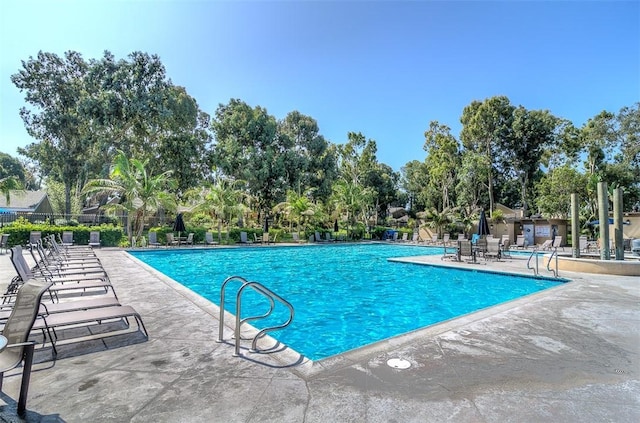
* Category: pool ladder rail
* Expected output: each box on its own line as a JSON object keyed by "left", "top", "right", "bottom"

{"left": 217, "top": 276, "right": 295, "bottom": 357}
{"left": 527, "top": 247, "right": 559, "bottom": 278}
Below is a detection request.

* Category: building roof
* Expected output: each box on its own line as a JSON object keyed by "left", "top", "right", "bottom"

{"left": 0, "top": 190, "right": 49, "bottom": 211}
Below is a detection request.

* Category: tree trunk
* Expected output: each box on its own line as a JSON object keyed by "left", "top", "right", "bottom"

{"left": 64, "top": 182, "right": 72, "bottom": 217}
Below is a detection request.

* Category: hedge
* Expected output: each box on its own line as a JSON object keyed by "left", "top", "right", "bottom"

{"left": 0, "top": 217, "right": 124, "bottom": 247}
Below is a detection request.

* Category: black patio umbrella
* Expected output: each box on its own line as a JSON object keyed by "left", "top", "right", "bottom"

{"left": 477, "top": 209, "right": 491, "bottom": 237}
{"left": 263, "top": 216, "right": 269, "bottom": 233}
{"left": 334, "top": 219, "right": 339, "bottom": 233}
{"left": 173, "top": 213, "right": 186, "bottom": 238}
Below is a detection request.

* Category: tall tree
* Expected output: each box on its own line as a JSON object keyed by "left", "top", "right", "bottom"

{"left": 12, "top": 51, "right": 92, "bottom": 215}
{"left": 499, "top": 107, "right": 559, "bottom": 215}
{"left": 455, "top": 151, "right": 489, "bottom": 211}
{"left": 423, "top": 121, "right": 460, "bottom": 211}
{"left": 579, "top": 110, "right": 618, "bottom": 175}
{"left": 277, "top": 111, "right": 337, "bottom": 202}
{"left": 460, "top": 96, "right": 515, "bottom": 215}
{"left": 400, "top": 160, "right": 429, "bottom": 212}
{"left": 81, "top": 53, "right": 212, "bottom": 191}
{"left": 536, "top": 165, "right": 588, "bottom": 218}
{"left": 211, "top": 99, "right": 288, "bottom": 214}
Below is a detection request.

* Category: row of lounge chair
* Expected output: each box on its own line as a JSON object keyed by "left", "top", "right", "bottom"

{"left": 28, "top": 231, "right": 102, "bottom": 248}
{"left": 0, "top": 235, "right": 148, "bottom": 414}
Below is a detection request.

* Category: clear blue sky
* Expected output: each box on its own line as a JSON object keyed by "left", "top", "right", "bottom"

{"left": 1, "top": 0, "right": 638, "bottom": 171}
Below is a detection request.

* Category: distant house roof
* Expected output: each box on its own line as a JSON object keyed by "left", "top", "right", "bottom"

{"left": 0, "top": 190, "right": 50, "bottom": 212}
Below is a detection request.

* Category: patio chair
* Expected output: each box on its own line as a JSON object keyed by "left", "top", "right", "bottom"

{"left": 475, "top": 237, "right": 487, "bottom": 257}
{"left": 410, "top": 233, "right": 419, "bottom": 243}
{"left": 484, "top": 239, "right": 501, "bottom": 261}
{"left": 442, "top": 233, "right": 450, "bottom": 246}
{"left": 457, "top": 234, "right": 467, "bottom": 241}
{"left": 314, "top": 232, "right": 327, "bottom": 242}
{"left": 501, "top": 240, "right": 512, "bottom": 258}
{"left": 9, "top": 247, "right": 117, "bottom": 300}
{"left": 43, "top": 236, "right": 101, "bottom": 267}
{"left": 239, "top": 232, "right": 252, "bottom": 244}
{"left": 0, "top": 296, "right": 122, "bottom": 327}
{"left": 326, "top": 232, "right": 336, "bottom": 242}
{"left": 0, "top": 234, "right": 8, "bottom": 254}
{"left": 261, "top": 233, "right": 269, "bottom": 244}
{"left": 61, "top": 231, "right": 74, "bottom": 246}
{"left": 539, "top": 239, "right": 553, "bottom": 251}
{"left": 0, "top": 278, "right": 51, "bottom": 416}
{"left": 29, "top": 242, "right": 105, "bottom": 278}
{"left": 430, "top": 234, "right": 438, "bottom": 245}
{"left": 31, "top": 303, "right": 148, "bottom": 356}
{"left": 441, "top": 243, "right": 458, "bottom": 261}
{"left": 165, "top": 233, "right": 179, "bottom": 247}
{"left": 29, "top": 231, "right": 41, "bottom": 247}
{"left": 291, "top": 233, "right": 303, "bottom": 243}
{"left": 53, "top": 234, "right": 95, "bottom": 256}
{"left": 88, "top": 231, "right": 101, "bottom": 248}
{"left": 182, "top": 233, "right": 194, "bottom": 246}
{"left": 204, "top": 232, "right": 218, "bottom": 246}
{"left": 579, "top": 236, "right": 594, "bottom": 253}
{"left": 515, "top": 235, "right": 526, "bottom": 249}
{"left": 458, "top": 240, "right": 476, "bottom": 263}
{"left": 148, "top": 232, "right": 161, "bottom": 248}
{"left": 552, "top": 236, "right": 564, "bottom": 251}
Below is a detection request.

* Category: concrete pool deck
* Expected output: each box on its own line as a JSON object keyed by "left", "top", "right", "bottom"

{"left": 0, "top": 245, "right": 638, "bottom": 422}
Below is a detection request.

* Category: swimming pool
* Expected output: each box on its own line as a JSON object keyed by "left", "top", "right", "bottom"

{"left": 129, "top": 244, "right": 564, "bottom": 360}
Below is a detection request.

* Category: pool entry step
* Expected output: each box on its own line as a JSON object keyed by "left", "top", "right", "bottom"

{"left": 216, "top": 275, "right": 294, "bottom": 357}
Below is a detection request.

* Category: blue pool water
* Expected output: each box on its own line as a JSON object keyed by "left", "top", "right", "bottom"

{"left": 129, "top": 244, "right": 563, "bottom": 360}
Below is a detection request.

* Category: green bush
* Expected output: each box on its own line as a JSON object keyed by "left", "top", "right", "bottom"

{"left": 1, "top": 217, "right": 123, "bottom": 247}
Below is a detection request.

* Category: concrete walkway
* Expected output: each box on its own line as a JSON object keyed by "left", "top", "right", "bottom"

{"left": 0, "top": 246, "right": 638, "bottom": 422}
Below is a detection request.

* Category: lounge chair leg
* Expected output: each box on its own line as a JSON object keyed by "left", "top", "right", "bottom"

{"left": 17, "top": 343, "right": 35, "bottom": 417}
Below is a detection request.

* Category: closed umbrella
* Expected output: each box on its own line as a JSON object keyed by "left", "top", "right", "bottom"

{"left": 334, "top": 219, "right": 339, "bottom": 233}
{"left": 173, "top": 213, "right": 186, "bottom": 239}
{"left": 264, "top": 216, "right": 269, "bottom": 233}
{"left": 477, "top": 209, "right": 491, "bottom": 237}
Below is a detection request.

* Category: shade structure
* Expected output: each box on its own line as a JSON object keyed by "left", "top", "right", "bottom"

{"left": 173, "top": 213, "right": 186, "bottom": 235}
{"left": 334, "top": 219, "right": 339, "bottom": 233}
{"left": 263, "top": 216, "right": 269, "bottom": 233}
{"left": 477, "top": 209, "right": 491, "bottom": 236}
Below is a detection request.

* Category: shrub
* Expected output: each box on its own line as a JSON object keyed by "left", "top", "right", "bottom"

{"left": 0, "top": 218, "right": 124, "bottom": 247}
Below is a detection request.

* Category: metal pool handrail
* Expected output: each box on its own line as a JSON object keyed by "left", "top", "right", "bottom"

{"left": 546, "top": 248, "right": 559, "bottom": 278}
{"left": 527, "top": 247, "right": 539, "bottom": 276}
{"left": 217, "top": 275, "right": 295, "bottom": 357}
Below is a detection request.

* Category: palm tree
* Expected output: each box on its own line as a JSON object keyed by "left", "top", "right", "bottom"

{"left": 331, "top": 179, "right": 374, "bottom": 239}
{"left": 189, "top": 179, "right": 247, "bottom": 241}
{"left": 419, "top": 207, "right": 457, "bottom": 238}
{"left": 273, "top": 190, "right": 316, "bottom": 233}
{"left": 454, "top": 205, "right": 480, "bottom": 238}
{"left": 82, "top": 150, "right": 177, "bottom": 244}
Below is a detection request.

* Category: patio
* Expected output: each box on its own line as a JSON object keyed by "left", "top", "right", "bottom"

{"left": 0, "top": 246, "right": 638, "bottom": 422}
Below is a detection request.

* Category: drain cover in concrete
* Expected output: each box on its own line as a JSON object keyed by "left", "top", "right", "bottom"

{"left": 387, "top": 358, "right": 411, "bottom": 369}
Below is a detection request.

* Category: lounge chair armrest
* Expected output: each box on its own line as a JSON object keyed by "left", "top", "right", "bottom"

{"left": 5, "top": 341, "right": 37, "bottom": 349}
